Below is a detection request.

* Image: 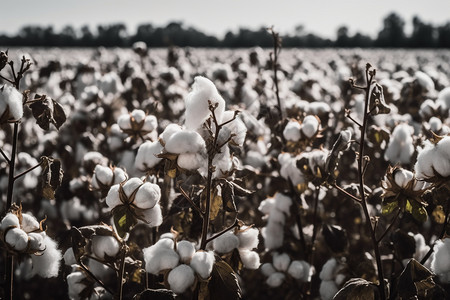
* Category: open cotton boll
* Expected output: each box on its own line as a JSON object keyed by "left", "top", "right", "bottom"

{"left": 415, "top": 71, "right": 435, "bottom": 92}
{"left": 431, "top": 238, "right": 450, "bottom": 282}
{"left": 177, "top": 152, "right": 204, "bottom": 170}
{"left": 67, "top": 271, "right": 88, "bottom": 300}
{"left": 5, "top": 228, "right": 29, "bottom": 251}
{"left": 131, "top": 109, "right": 146, "bottom": 124}
{"left": 287, "top": 260, "right": 310, "bottom": 281}
{"left": 63, "top": 248, "right": 77, "bottom": 266}
{"left": 384, "top": 124, "right": 414, "bottom": 165}
{"left": 319, "top": 280, "right": 339, "bottom": 300}
{"left": 266, "top": 272, "right": 285, "bottom": 287}
{"left": 140, "top": 204, "right": 163, "bottom": 227}
{"left": 261, "top": 222, "right": 284, "bottom": 250}
{"left": 134, "top": 182, "right": 161, "bottom": 209}
{"left": 112, "top": 168, "right": 127, "bottom": 184}
{"left": 394, "top": 168, "right": 414, "bottom": 188}
{"left": 301, "top": 115, "right": 319, "bottom": 138}
{"left": 91, "top": 235, "right": 121, "bottom": 260}
{"left": 275, "top": 193, "right": 292, "bottom": 216}
{"left": 0, "top": 213, "right": 20, "bottom": 230}
{"left": 105, "top": 184, "right": 121, "bottom": 209}
{"left": 415, "top": 137, "right": 450, "bottom": 179}
{"left": 258, "top": 197, "right": 276, "bottom": 215}
{"left": 122, "top": 178, "right": 143, "bottom": 198}
{"left": 237, "top": 226, "right": 259, "bottom": 250}
{"left": 273, "top": 252, "right": 291, "bottom": 272}
{"left": 143, "top": 240, "right": 180, "bottom": 275}
{"left": 212, "top": 230, "right": 240, "bottom": 253}
{"left": 28, "top": 232, "right": 45, "bottom": 251}
{"left": 135, "top": 141, "right": 163, "bottom": 171}
{"left": 184, "top": 76, "right": 226, "bottom": 130}
{"left": 261, "top": 263, "right": 276, "bottom": 276}
{"left": 161, "top": 124, "right": 183, "bottom": 143}
{"left": 31, "top": 236, "right": 62, "bottom": 278}
{"left": 319, "top": 258, "right": 337, "bottom": 281}
{"left": 190, "top": 251, "right": 215, "bottom": 279}
{"left": 21, "top": 213, "right": 40, "bottom": 233}
{"left": 220, "top": 111, "right": 247, "bottom": 147}
{"left": 142, "top": 115, "right": 158, "bottom": 132}
{"left": 0, "top": 85, "right": 23, "bottom": 121}
{"left": 239, "top": 249, "right": 260, "bottom": 269}
{"left": 165, "top": 130, "right": 206, "bottom": 154}
{"left": 117, "top": 114, "right": 132, "bottom": 130}
{"left": 168, "top": 264, "right": 196, "bottom": 294}
{"left": 283, "top": 120, "right": 301, "bottom": 142}
{"left": 92, "top": 165, "right": 114, "bottom": 188}
{"left": 177, "top": 240, "right": 196, "bottom": 264}
{"left": 428, "top": 117, "right": 442, "bottom": 133}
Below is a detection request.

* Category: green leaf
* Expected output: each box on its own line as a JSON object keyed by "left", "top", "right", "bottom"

{"left": 208, "top": 260, "right": 242, "bottom": 300}
{"left": 398, "top": 259, "right": 435, "bottom": 299}
{"left": 381, "top": 201, "right": 398, "bottom": 215}
{"left": 113, "top": 205, "right": 137, "bottom": 238}
{"left": 333, "top": 278, "right": 378, "bottom": 300}
{"left": 410, "top": 201, "right": 428, "bottom": 223}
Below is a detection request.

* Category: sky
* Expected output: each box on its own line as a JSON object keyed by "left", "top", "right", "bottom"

{"left": 0, "top": 0, "right": 449, "bottom": 39}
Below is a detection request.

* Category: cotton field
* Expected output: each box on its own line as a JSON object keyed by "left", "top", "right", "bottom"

{"left": 1, "top": 46, "right": 450, "bottom": 299}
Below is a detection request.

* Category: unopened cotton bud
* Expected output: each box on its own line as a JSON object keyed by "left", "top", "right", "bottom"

{"left": 92, "top": 235, "right": 121, "bottom": 260}
{"left": 168, "top": 264, "right": 196, "bottom": 294}
{"left": 283, "top": 121, "right": 301, "bottom": 142}
{"left": 273, "top": 253, "right": 291, "bottom": 272}
{"left": 0, "top": 213, "right": 20, "bottom": 230}
{"left": 212, "top": 231, "right": 240, "bottom": 253}
{"left": 301, "top": 115, "right": 319, "bottom": 138}
{"left": 239, "top": 249, "right": 260, "bottom": 269}
{"left": 165, "top": 130, "right": 206, "bottom": 154}
{"left": 131, "top": 109, "right": 146, "bottom": 123}
{"left": 261, "top": 263, "right": 276, "bottom": 276}
{"left": 266, "top": 272, "right": 285, "bottom": 287}
{"left": 237, "top": 226, "right": 259, "bottom": 250}
{"left": 134, "top": 182, "right": 161, "bottom": 209}
{"left": 190, "top": 251, "right": 215, "bottom": 279}
{"left": 5, "top": 227, "right": 29, "bottom": 251}
{"left": 177, "top": 240, "right": 196, "bottom": 264}
{"left": 21, "top": 213, "right": 40, "bottom": 233}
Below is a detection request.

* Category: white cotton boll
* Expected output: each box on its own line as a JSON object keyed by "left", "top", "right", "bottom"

{"left": 273, "top": 252, "right": 291, "bottom": 272}
{"left": 413, "top": 233, "right": 429, "bottom": 261}
{"left": 105, "top": 184, "right": 121, "bottom": 209}
{"left": 161, "top": 124, "right": 183, "bottom": 143}
{"left": 5, "top": 228, "right": 29, "bottom": 251}
{"left": 266, "top": 272, "right": 285, "bottom": 287}
{"left": 431, "top": 239, "right": 450, "bottom": 283}
{"left": 21, "top": 213, "right": 40, "bottom": 233}
{"left": 414, "top": 141, "right": 435, "bottom": 179}
{"left": 134, "top": 182, "right": 161, "bottom": 209}
{"left": 262, "top": 222, "right": 284, "bottom": 250}
{"left": 283, "top": 120, "right": 301, "bottom": 142}
{"left": 384, "top": 124, "right": 414, "bottom": 165}
{"left": 92, "top": 165, "right": 113, "bottom": 188}
{"left": 258, "top": 198, "right": 276, "bottom": 215}
{"left": 275, "top": 193, "right": 292, "bottom": 216}
{"left": 0, "top": 85, "right": 23, "bottom": 121}
{"left": 112, "top": 167, "right": 127, "bottom": 184}
{"left": 122, "top": 178, "right": 143, "bottom": 198}
{"left": 319, "top": 258, "right": 337, "bottom": 281}
{"left": 91, "top": 235, "right": 121, "bottom": 260}
{"left": 142, "top": 115, "right": 157, "bottom": 132}
{"left": 415, "top": 71, "right": 435, "bottom": 92}
{"left": 190, "top": 251, "right": 215, "bottom": 279}
{"left": 301, "top": 115, "right": 319, "bottom": 138}
{"left": 222, "top": 112, "right": 247, "bottom": 147}
{"left": 237, "top": 226, "right": 259, "bottom": 250}
{"left": 31, "top": 236, "right": 62, "bottom": 277}
{"left": 131, "top": 109, "right": 146, "bottom": 124}
{"left": 67, "top": 271, "right": 87, "bottom": 300}
{"left": 28, "top": 232, "right": 45, "bottom": 251}
{"left": 165, "top": 130, "right": 206, "bottom": 154}
{"left": 319, "top": 280, "right": 339, "bottom": 300}
{"left": 140, "top": 204, "right": 163, "bottom": 227}
{"left": 212, "top": 231, "right": 240, "bottom": 253}
{"left": 394, "top": 168, "right": 414, "bottom": 188}
{"left": 168, "top": 264, "right": 196, "bottom": 294}
{"left": 117, "top": 114, "right": 131, "bottom": 130}
{"left": 0, "top": 213, "right": 20, "bottom": 230}
{"left": 185, "top": 76, "right": 226, "bottom": 130}
{"left": 143, "top": 240, "right": 179, "bottom": 275}
{"left": 436, "top": 136, "right": 450, "bottom": 161}
{"left": 177, "top": 152, "right": 203, "bottom": 170}
{"left": 287, "top": 260, "right": 308, "bottom": 280}
{"left": 268, "top": 209, "right": 287, "bottom": 225}
{"left": 261, "top": 263, "right": 276, "bottom": 276}
{"left": 429, "top": 117, "right": 442, "bottom": 133}
{"left": 63, "top": 248, "right": 77, "bottom": 266}
{"left": 135, "top": 141, "right": 163, "bottom": 171}
{"left": 239, "top": 249, "right": 260, "bottom": 269}
{"left": 177, "top": 240, "right": 196, "bottom": 264}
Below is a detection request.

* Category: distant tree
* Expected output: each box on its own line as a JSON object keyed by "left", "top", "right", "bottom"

{"left": 409, "top": 16, "right": 437, "bottom": 48}
{"left": 437, "top": 22, "right": 450, "bottom": 48}
{"left": 336, "top": 26, "right": 350, "bottom": 47}
{"left": 97, "top": 23, "right": 127, "bottom": 47}
{"left": 80, "top": 25, "right": 94, "bottom": 47}
{"left": 376, "top": 12, "right": 406, "bottom": 47}
{"left": 59, "top": 25, "right": 77, "bottom": 47}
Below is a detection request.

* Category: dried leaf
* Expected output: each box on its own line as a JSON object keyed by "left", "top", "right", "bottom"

{"left": 70, "top": 227, "right": 87, "bottom": 263}
{"left": 322, "top": 224, "right": 348, "bottom": 253}
{"left": 398, "top": 259, "right": 435, "bottom": 299}
{"left": 133, "top": 289, "right": 176, "bottom": 300}
{"left": 208, "top": 260, "right": 242, "bottom": 300}
{"left": 333, "top": 278, "right": 378, "bottom": 300}
{"left": 222, "top": 182, "right": 237, "bottom": 213}
{"left": 29, "top": 94, "right": 66, "bottom": 130}
{"left": 41, "top": 156, "right": 63, "bottom": 200}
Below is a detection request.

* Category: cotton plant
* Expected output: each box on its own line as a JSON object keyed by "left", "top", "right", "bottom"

{"left": 90, "top": 164, "right": 128, "bottom": 198}
{"left": 0, "top": 207, "right": 62, "bottom": 278}
{"left": 384, "top": 123, "right": 415, "bottom": 165}
{"left": 282, "top": 115, "right": 321, "bottom": 148}
{"left": 260, "top": 252, "right": 312, "bottom": 288}
{"left": 117, "top": 108, "right": 158, "bottom": 141}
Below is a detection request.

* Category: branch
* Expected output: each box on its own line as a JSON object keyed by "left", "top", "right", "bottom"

{"left": 0, "top": 148, "right": 10, "bottom": 163}
{"left": 14, "top": 160, "right": 43, "bottom": 181}
{"left": 332, "top": 183, "right": 362, "bottom": 203}
{"left": 376, "top": 208, "right": 401, "bottom": 244}
{"left": 205, "top": 218, "right": 240, "bottom": 244}
{"left": 178, "top": 185, "right": 203, "bottom": 215}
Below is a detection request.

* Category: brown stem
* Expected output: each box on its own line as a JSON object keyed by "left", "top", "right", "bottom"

{"left": 14, "top": 160, "right": 43, "bottom": 180}
{"left": 178, "top": 185, "right": 202, "bottom": 215}
{"left": 0, "top": 148, "right": 10, "bottom": 163}
{"left": 332, "top": 183, "right": 362, "bottom": 203}
{"left": 376, "top": 208, "right": 401, "bottom": 244}
{"left": 117, "top": 245, "right": 127, "bottom": 300}
{"left": 205, "top": 218, "right": 239, "bottom": 244}
{"left": 6, "top": 123, "right": 18, "bottom": 209}
{"left": 200, "top": 156, "right": 214, "bottom": 250}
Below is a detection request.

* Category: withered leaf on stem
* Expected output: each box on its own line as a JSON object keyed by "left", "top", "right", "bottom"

{"left": 29, "top": 94, "right": 67, "bottom": 130}
{"left": 41, "top": 156, "right": 64, "bottom": 200}
{"left": 208, "top": 260, "right": 242, "bottom": 300}
{"left": 222, "top": 181, "right": 237, "bottom": 213}
{"left": 397, "top": 259, "right": 435, "bottom": 299}
{"left": 333, "top": 278, "right": 378, "bottom": 300}
{"left": 133, "top": 289, "right": 176, "bottom": 300}
{"left": 70, "top": 227, "right": 87, "bottom": 263}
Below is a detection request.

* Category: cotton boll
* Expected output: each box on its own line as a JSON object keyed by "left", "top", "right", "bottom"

{"left": 212, "top": 230, "right": 240, "bottom": 253}
{"left": 121, "top": 178, "right": 143, "bottom": 198}
{"left": 393, "top": 168, "right": 414, "bottom": 188}
{"left": 63, "top": 248, "right": 77, "bottom": 266}
{"left": 21, "top": 213, "right": 40, "bottom": 233}
{"left": 185, "top": 76, "right": 226, "bottom": 130}
{"left": 283, "top": 120, "right": 301, "bottom": 142}
{"left": 287, "top": 260, "right": 307, "bottom": 280}
{"left": 92, "top": 165, "right": 113, "bottom": 188}
{"left": 275, "top": 193, "right": 292, "bottom": 216}
{"left": 177, "top": 240, "right": 196, "bottom": 264}
{"left": 67, "top": 271, "right": 87, "bottom": 300}
{"left": 134, "top": 182, "right": 161, "bottom": 209}
{"left": 0, "top": 213, "right": 20, "bottom": 230}
{"left": 143, "top": 240, "right": 179, "bottom": 275}
{"left": 5, "top": 227, "right": 29, "bottom": 251}
{"left": 0, "top": 85, "right": 24, "bottom": 121}
{"left": 319, "top": 280, "right": 339, "bottom": 300}
{"left": 190, "top": 251, "right": 215, "bottom": 279}
{"left": 237, "top": 226, "right": 259, "bottom": 250}
{"left": 140, "top": 204, "right": 163, "bottom": 227}
{"left": 112, "top": 167, "right": 127, "bottom": 184}
{"left": 238, "top": 249, "right": 260, "bottom": 269}
{"left": 177, "top": 152, "right": 203, "bottom": 170}
{"left": 429, "top": 117, "right": 442, "bottom": 133}
{"left": 273, "top": 252, "right": 291, "bottom": 272}
{"left": 414, "top": 141, "right": 435, "bottom": 179}
{"left": 165, "top": 130, "right": 206, "bottom": 154}
{"left": 266, "top": 272, "right": 285, "bottom": 287}
{"left": 135, "top": 141, "right": 163, "bottom": 171}
{"left": 117, "top": 114, "right": 131, "bottom": 130}
{"left": 221, "top": 112, "right": 247, "bottom": 147}
{"left": 261, "top": 263, "right": 276, "bottom": 276}
{"left": 415, "top": 71, "right": 434, "bottom": 92}
{"left": 131, "top": 109, "right": 146, "bottom": 124}
{"left": 261, "top": 222, "right": 284, "bottom": 250}
{"left": 91, "top": 235, "right": 121, "bottom": 260}
{"left": 142, "top": 115, "right": 157, "bottom": 132}
{"left": 161, "top": 124, "right": 183, "bottom": 143}
{"left": 168, "top": 264, "right": 196, "bottom": 294}
{"left": 31, "top": 236, "right": 62, "bottom": 277}
{"left": 258, "top": 198, "right": 276, "bottom": 215}
{"left": 431, "top": 239, "right": 450, "bottom": 275}
{"left": 319, "top": 258, "right": 337, "bottom": 281}
{"left": 301, "top": 115, "right": 319, "bottom": 138}
{"left": 28, "top": 232, "right": 45, "bottom": 251}
{"left": 105, "top": 184, "right": 121, "bottom": 209}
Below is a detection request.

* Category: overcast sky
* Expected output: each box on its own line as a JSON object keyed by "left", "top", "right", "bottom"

{"left": 1, "top": 0, "right": 449, "bottom": 39}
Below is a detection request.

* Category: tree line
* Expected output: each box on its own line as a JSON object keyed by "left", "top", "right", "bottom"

{"left": 0, "top": 12, "right": 449, "bottom": 48}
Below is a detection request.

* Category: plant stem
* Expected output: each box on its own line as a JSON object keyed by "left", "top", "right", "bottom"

{"left": 14, "top": 160, "right": 43, "bottom": 180}
{"left": 117, "top": 246, "right": 127, "bottom": 300}
{"left": 376, "top": 208, "right": 401, "bottom": 244}
{"left": 6, "top": 123, "right": 18, "bottom": 209}
{"left": 205, "top": 218, "right": 239, "bottom": 244}
{"left": 200, "top": 156, "right": 213, "bottom": 250}
{"left": 0, "top": 148, "right": 10, "bottom": 163}
{"left": 357, "top": 66, "right": 386, "bottom": 300}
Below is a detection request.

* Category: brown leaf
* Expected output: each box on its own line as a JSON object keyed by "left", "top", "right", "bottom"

{"left": 333, "top": 278, "right": 378, "bottom": 300}
{"left": 29, "top": 94, "right": 66, "bottom": 130}
{"left": 41, "top": 156, "right": 63, "bottom": 200}
{"left": 208, "top": 260, "right": 242, "bottom": 300}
